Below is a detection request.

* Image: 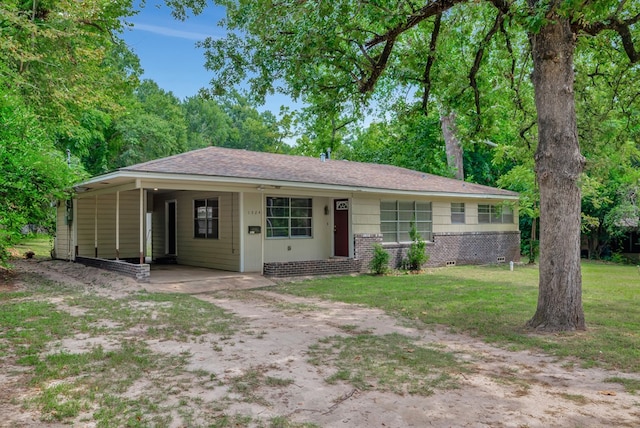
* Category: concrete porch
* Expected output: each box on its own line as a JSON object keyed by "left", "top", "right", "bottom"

{"left": 143, "top": 264, "right": 276, "bottom": 294}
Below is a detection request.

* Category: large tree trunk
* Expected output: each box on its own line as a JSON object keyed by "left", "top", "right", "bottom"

{"left": 440, "top": 113, "right": 464, "bottom": 180}
{"left": 526, "top": 16, "right": 586, "bottom": 331}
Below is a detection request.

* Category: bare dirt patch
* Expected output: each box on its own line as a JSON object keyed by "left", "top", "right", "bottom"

{"left": 2, "top": 260, "right": 640, "bottom": 427}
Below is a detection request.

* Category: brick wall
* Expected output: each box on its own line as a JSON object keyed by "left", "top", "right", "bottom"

{"left": 266, "top": 231, "right": 520, "bottom": 277}
{"left": 354, "top": 233, "right": 383, "bottom": 273}
{"left": 365, "top": 231, "right": 520, "bottom": 270}
{"left": 379, "top": 242, "right": 432, "bottom": 269}
{"left": 264, "top": 258, "right": 361, "bottom": 277}
{"left": 428, "top": 231, "right": 521, "bottom": 266}
{"left": 75, "top": 256, "right": 150, "bottom": 282}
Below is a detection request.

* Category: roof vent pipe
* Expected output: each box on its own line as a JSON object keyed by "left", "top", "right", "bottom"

{"left": 320, "top": 153, "right": 326, "bottom": 162}
{"left": 326, "top": 147, "right": 331, "bottom": 160}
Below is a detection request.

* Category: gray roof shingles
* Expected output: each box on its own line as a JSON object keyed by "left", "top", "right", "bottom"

{"left": 122, "top": 146, "right": 517, "bottom": 197}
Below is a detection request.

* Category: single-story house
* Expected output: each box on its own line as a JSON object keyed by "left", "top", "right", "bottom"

{"left": 54, "top": 146, "right": 520, "bottom": 280}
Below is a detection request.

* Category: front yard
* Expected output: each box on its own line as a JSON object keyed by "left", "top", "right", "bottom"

{"left": 1, "top": 248, "right": 639, "bottom": 426}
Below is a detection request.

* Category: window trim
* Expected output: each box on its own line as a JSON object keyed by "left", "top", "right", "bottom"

{"left": 265, "top": 196, "right": 313, "bottom": 239}
{"left": 193, "top": 198, "right": 219, "bottom": 239}
{"left": 380, "top": 200, "right": 433, "bottom": 243}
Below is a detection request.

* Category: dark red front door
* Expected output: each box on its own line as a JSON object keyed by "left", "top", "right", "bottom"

{"left": 334, "top": 199, "right": 349, "bottom": 257}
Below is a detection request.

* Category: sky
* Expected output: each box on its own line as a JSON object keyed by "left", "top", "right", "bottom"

{"left": 120, "top": 1, "right": 295, "bottom": 114}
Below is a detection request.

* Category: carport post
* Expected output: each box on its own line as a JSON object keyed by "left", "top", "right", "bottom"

{"left": 115, "top": 191, "right": 120, "bottom": 260}
{"left": 94, "top": 195, "right": 98, "bottom": 258}
{"left": 139, "top": 187, "right": 144, "bottom": 265}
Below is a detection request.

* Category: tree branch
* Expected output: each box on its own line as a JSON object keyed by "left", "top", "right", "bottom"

{"left": 579, "top": 13, "right": 640, "bottom": 63}
{"left": 501, "top": 17, "right": 529, "bottom": 118}
{"left": 366, "top": 0, "right": 460, "bottom": 49}
{"left": 468, "top": 10, "right": 505, "bottom": 116}
{"left": 78, "top": 19, "right": 118, "bottom": 44}
{"left": 520, "top": 121, "right": 536, "bottom": 150}
{"left": 422, "top": 13, "right": 442, "bottom": 115}
{"left": 358, "top": 39, "right": 395, "bottom": 93}
{"left": 488, "top": 0, "right": 512, "bottom": 15}
{"left": 501, "top": 19, "right": 515, "bottom": 89}
{"left": 359, "top": 1, "right": 464, "bottom": 94}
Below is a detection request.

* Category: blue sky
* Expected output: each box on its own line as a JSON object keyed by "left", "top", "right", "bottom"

{"left": 121, "top": 1, "right": 294, "bottom": 114}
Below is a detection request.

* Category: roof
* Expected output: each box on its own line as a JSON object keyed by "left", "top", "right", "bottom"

{"left": 101, "top": 146, "right": 517, "bottom": 198}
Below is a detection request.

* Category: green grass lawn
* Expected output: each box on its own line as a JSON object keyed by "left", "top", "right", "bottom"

{"left": 275, "top": 262, "right": 640, "bottom": 373}
{"left": 10, "top": 234, "right": 53, "bottom": 258}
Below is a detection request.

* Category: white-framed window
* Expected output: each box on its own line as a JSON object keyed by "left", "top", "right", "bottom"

{"left": 451, "top": 202, "right": 465, "bottom": 224}
{"left": 194, "top": 198, "right": 219, "bottom": 239}
{"left": 380, "top": 200, "right": 432, "bottom": 243}
{"left": 478, "top": 204, "right": 514, "bottom": 224}
{"left": 266, "top": 197, "right": 312, "bottom": 238}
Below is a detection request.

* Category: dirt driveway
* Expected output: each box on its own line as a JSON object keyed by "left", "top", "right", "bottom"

{"left": 2, "top": 260, "right": 640, "bottom": 427}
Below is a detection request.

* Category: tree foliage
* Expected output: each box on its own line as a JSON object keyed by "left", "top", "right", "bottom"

{"left": 0, "top": 81, "right": 85, "bottom": 263}
{"left": 0, "top": 0, "right": 138, "bottom": 127}
{"left": 342, "top": 111, "right": 451, "bottom": 177}
{"left": 109, "top": 80, "right": 189, "bottom": 168}
{"left": 215, "top": 93, "right": 290, "bottom": 153}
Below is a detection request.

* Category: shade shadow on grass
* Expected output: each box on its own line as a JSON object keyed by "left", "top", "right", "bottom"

{"left": 308, "top": 333, "right": 465, "bottom": 396}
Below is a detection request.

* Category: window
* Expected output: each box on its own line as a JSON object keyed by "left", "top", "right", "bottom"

{"left": 451, "top": 203, "right": 465, "bottom": 224}
{"left": 380, "top": 201, "right": 432, "bottom": 243}
{"left": 478, "top": 204, "right": 514, "bottom": 224}
{"left": 266, "top": 197, "right": 312, "bottom": 238}
{"left": 194, "top": 198, "right": 219, "bottom": 239}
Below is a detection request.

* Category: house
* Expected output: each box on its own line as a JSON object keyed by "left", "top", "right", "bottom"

{"left": 54, "top": 147, "right": 520, "bottom": 280}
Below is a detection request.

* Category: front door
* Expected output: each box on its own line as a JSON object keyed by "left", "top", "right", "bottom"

{"left": 334, "top": 199, "right": 349, "bottom": 257}
{"left": 166, "top": 201, "right": 177, "bottom": 255}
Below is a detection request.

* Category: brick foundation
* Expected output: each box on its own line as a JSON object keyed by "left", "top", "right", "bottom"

{"left": 354, "top": 233, "right": 383, "bottom": 273}
{"left": 376, "top": 231, "right": 520, "bottom": 270}
{"left": 267, "top": 231, "right": 521, "bottom": 276}
{"left": 264, "top": 258, "right": 361, "bottom": 277}
{"left": 428, "top": 231, "right": 520, "bottom": 266}
{"left": 74, "top": 256, "right": 150, "bottom": 282}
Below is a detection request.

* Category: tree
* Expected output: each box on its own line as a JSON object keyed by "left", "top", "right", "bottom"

{"left": 191, "top": 0, "right": 640, "bottom": 331}
{"left": 216, "top": 93, "right": 290, "bottom": 153}
{"left": 572, "top": 35, "right": 640, "bottom": 260}
{"left": 0, "top": 0, "right": 137, "bottom": 127}
{"left": 109, "top": 80, "right": 188, "bottom": 167}
{"left": 343, "top": 111, "right": 451, "bottom": 177}
{"left": 54, "top": 41, "right": 143, "bottom": 175}
{"left": 289, "top": 103, "right": 359, "bottom": 158}
{"left": 0, "top": 80, "right": 84, "bottom": 264}
{"left": 183, "top": 96, "right": 232, "bottom": 150}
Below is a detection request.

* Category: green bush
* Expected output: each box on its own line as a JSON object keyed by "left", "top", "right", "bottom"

{"left": 403, "top": 222, "right": 429, "bottom": 271}
{"left": 369, "top": 244, "right": 390, "bottom": 275}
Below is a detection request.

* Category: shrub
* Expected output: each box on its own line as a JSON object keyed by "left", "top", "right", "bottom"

{"left": 403, "top": 222, "right": 429, "bottom": 271}
{"left": 369, "top": 244, "right": 390, "bottom": 275}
